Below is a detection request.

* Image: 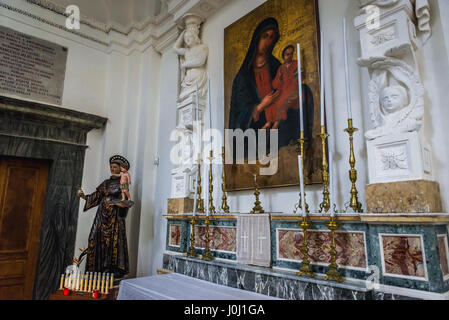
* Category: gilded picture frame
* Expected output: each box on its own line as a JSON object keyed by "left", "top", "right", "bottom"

{"left": 224, "top": 0, "right": 323, "bottom": 191}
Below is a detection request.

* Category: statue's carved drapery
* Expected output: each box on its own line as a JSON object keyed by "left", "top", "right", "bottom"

{"left": 83, "top": 177, "right": 130, "bottom": 278}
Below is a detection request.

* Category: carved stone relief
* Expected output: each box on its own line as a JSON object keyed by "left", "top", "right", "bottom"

{"left": 360, "top": 57, "right": 424, "bottom": 140}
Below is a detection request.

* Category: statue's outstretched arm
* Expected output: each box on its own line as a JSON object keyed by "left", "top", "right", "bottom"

{"left": 79, "top": 182, "right": 106, "bottom": 211}
{"left": 173, "top": 30, "right": 186, "bottom": 56}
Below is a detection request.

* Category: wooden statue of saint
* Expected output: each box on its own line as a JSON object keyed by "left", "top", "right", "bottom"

{"left": 77, "top": 155, "right": 134, "bottom": 279}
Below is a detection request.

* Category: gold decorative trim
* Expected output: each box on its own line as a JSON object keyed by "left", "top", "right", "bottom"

{"left": 360, "top": 214, "right": 449, "bottom": 224}
{"left": 156, "top": 269, "right": 173, "bottom": 275}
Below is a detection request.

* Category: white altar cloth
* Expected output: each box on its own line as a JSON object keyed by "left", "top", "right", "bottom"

{"left": 117, "top": 273, "right": 280, "bottom": 300}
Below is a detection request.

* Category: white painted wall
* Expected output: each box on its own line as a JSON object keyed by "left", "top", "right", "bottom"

{"left": 147, "top": 50, "right": 179, "bottom": 276}
{"left": 418, "top": 0, "right": 449, "bottom": 211}
{"left": 0, "top": 3, "right": 110, "bottom": 268}
{"left": 0, "top": 1, "right": 151, "bottom": 278}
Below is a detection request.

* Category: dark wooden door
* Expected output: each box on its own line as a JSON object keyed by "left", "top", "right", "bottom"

{"left": 0, "top": 157, "right": 49, "bottom": 299}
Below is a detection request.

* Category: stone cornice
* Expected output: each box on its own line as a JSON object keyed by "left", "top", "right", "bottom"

{"left": 0, "top": 95, "right": 107, "bottom": 131}
{"left": 355, "top": 0, "right": 415, "bottom": 30}
{"left": 163, "top": 213, "right": 449, "bottom": 225}
{"left": 0, "top": 0, "right": 230, "bottom": 54}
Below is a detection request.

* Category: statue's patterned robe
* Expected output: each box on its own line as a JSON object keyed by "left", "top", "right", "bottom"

{"left": 83, "top": 176, "right": 129, "bottom": 278}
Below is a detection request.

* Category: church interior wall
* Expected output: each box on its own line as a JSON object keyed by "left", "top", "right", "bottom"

{"left": 418, "top": 0, "right": 449, "bottom": 212}
{"left": 1, "top": 0, "right": 449, "bottom": 287}
{"left": 146, "top": 0, "right": 368, "bottom": 275}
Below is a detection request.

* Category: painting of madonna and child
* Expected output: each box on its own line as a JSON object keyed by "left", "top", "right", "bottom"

{"left": 224, "top": 0, "right": 324, "bottom": 191}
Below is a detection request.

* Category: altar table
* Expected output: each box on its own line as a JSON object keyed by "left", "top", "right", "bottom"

{"left": 117, "top": 273, "right": 280, "bottom": 300}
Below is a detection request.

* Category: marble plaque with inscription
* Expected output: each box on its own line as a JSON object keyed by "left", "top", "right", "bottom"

{"left": 0, "top": 26, "right": 67, "bottom": 105}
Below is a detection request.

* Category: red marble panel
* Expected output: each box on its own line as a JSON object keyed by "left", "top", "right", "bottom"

{"left": 381, "top": 235, "right": 425, "bottom": 278}
{"left": 437, "top": 235, "right": 449, "bottom": 277}
{"left": 169, "top": 224, "right": 181, "bottom": 247}
{"left": 194, "top": 226, "right": 236, "bottom": 252}
{"left": 277, "top": 229, "right": 366, "bottom": 269}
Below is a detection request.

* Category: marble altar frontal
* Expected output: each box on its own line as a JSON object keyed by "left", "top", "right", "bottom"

{"left": 164, "top": 213, "right": 449, "bottom": 299}
{"left": 437, "top": 235, "right": 449, "bottom": 280}
{"left": 379, "top": 234, "right": 427, "bottom": 280}
{"left": 194, "top": 225, "right": 236, "bottom": 253}
{"left": 276, "top": 229, "right": 367, "bottom": 270}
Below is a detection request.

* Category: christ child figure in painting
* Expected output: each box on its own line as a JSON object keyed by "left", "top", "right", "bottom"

{"left": 262, "top": 45, "right": 299, "bottom": 130}
{"left": 113, "top": 164, "right": 131, "bottom": 201}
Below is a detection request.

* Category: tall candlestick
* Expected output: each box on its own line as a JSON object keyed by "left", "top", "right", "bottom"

{"left": 193, "top": 172, "right": 198, "bottom": 217}
{"left": 207, "top": 159, "right": 211, "bottom": 217}
{"left": 320, "top": 32, "right": 325, "bottom": 126}
{"left": 296, "top": 43, "right": 304, "bottom": 132}
{"left": 343, "top": 18, "right": 352, "bottom": 120}
{"left": 250, "top": 173, "right": 264, "bottom": 214}
{"left": 298, "top": 156, "right": 306, "bottom": 217}
{"left": 221, "top": 146, "right": 230, "bottom": 213}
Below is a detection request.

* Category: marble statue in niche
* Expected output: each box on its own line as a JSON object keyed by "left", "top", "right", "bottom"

{"left": 173, "top": 15, "right": 209, "bottom": 102}
{"left": 363, "top": 57, "right": 424, "bottom": 140}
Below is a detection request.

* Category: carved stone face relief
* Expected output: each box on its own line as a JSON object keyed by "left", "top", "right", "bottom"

{"left": 380, "top": 85, "right": 408, "bottom": 114}
{"left": 184, "top": 30, "right": 200, "bottom": 48}
{"left": 362, "top": 57, "right": 424, "bottom": 141}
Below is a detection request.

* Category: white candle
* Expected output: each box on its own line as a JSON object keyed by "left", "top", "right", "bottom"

{"left": 296, "top": 43, "right": 304, "bottom": 133}
{"left": 193, "top": 173, "right": 198, "bottom": 217}
{"left": 343, "top": 18, "right": 352, "bottom": 120}
{"left": 297, "top": 156, "right": 306, "bottom": 217}
{"left": 195, "top": 83, "right": 201, "bottom": 216}
{"left": 195, "top": 83, "right": 201, "bottom": 156}
{"left": 329, "top": 144, "right": 335, "bottom": 217}
{"left": 207, "top": 80, "right": 212, "bottom": 217}
{"left": 208, "top": 79, "right": 212, "bottom": 134}
{"left": 320, "top": 32, "right": 325, "bottom": 127}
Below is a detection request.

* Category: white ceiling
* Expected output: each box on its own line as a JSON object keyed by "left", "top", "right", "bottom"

{"left": 43, "top": 0, "right": 163, "bottom": 32}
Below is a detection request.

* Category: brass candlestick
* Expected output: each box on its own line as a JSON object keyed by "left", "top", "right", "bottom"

{"left": 296, "top": 216, "right": 315, "bottom": 278}
{"left": 319, "top": 125, "right": 330, "bottom": 213}
{"left": 185, "top": 216, "right": 198, "bottom": 258}
{"left": 344, "top": 119, "right": 363, "bottom": 213}
{"left": 324, "top": 216, "right": 343, "bottom": 283}
{"left": 208, "top": 150, "right": 216, "bottom": 214}
{"left": 251, "top": 174, "right": 264, "bottom": 214}
{"left": 221, "top": 147, "right": 230, "bottom": 213}
{"left": 297, "top": 131, "right": 309, "bottom": 213}
{"left": 200, "top": 216, "right": 214, "bottom": 261}
{"left": 196, "top": 154, "right": 205, "bottom": 214}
